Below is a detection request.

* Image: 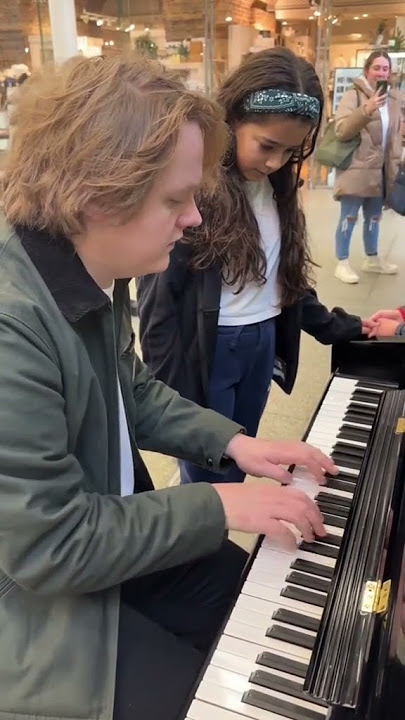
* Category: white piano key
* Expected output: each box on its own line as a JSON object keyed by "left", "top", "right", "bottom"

{"left": 259, "top": 543, "right": 337, "bottom": 568}
{"left": 196, "top": 675, "right": 327, "bottom": 720}
{"left": 216, "top": 634, "right": 307, "bottom": 665}
{"left": 248, "top": 567, "right": 330, "bottom": 592}
{"left": 211, "top": 648, "right": 307, "bottom": 686}
{"left": 223, "top": 619, "right": 312, "bottom": 661}
{"left": 191, "top": 689, "right": 288, "bottom": 720}
{"left": 211, "top": 649, "right": 295, "bottom": 682}
{"left": 241, "top": 581, "right": 324, "bottom": 619}
{"left": 235, "top": 591, "right": 321, "bottom": 624}
{"left": 202, "top": 666, "right": 327, "bottom": 715}
{"left": 187, "top": 698, "right": 253, "bottom": 720}
{"left": 230, "top": 604, "right": 318, "bottom": 639}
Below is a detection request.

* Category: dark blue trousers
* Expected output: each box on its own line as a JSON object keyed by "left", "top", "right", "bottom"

{"left": 180, "top": 318, "right": 276, "bottom": 484}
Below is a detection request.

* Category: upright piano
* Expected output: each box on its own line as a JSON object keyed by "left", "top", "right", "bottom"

{"left": 182, "top": 339, "right": 405, "bottom": 720}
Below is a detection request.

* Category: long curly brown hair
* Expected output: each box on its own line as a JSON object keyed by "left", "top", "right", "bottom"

{"left": 184, "top": 47, "right": 324, "bottom": 306}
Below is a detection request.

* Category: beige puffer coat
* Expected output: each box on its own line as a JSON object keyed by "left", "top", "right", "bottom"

{"left": 334, "top": 76, "right": 402, "bottom": 199}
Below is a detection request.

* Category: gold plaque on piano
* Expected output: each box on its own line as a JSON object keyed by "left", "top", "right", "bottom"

{"left": 395, "top": 418, "right": 405, "bottom": 434}
{"left": 376, "top": 580, "right": 391, "bottom": 614}
{"left": 361, "top": 580, "right": 391, "bottom": 614}
{"left": 361, "top": 581, "right": 380, "bottom": 614}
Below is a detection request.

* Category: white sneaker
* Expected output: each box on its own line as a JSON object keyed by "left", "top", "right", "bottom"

{"left": 334, "top": 260, "right": 359, "bottom": 284}
{"left": 362, "top": 256, "right": 398, "bottom": 274}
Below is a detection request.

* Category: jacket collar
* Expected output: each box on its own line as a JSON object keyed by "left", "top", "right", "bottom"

{"left": 15, "top": 225, "right": 110, "bottom": 323}
{"left": 354, "top": 76, "right": 397, "bottom": 100}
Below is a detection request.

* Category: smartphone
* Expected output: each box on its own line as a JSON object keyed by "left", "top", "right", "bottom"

{"left": 376, "top": 80, "right": 388, "bottom": 95}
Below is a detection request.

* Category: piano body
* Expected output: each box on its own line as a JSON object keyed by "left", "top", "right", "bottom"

{"left": 182, "top": 340, "right": 405, "bottom": 720}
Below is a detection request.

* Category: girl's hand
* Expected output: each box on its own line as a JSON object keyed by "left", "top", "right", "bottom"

{"left": 368, "top": 318, "right": 402, "bottom": 338}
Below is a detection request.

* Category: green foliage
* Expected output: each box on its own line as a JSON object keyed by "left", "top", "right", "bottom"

{"left": 391, "top": 29, "right": 405, "bottom": 52}
{"left": 135, "top": 34, "right": 158, "bottom": 59}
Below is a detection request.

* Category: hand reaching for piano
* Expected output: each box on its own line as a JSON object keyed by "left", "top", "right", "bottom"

{"left": 225, "top": 434, "right": 338, "bottom": 484}
{"left": 213, "top": 483, "right": 326, "bottom": 550}
{"left": 362, "top": 309, "right": 404, "bottom": 338}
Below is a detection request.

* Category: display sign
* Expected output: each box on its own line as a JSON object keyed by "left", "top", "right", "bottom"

{"left": 333, "top": 67, "right": 362, "bottom": 114}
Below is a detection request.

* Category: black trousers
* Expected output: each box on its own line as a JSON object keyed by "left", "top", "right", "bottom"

{"left": 113, "top": 539, "right": 248, "bottom": 720}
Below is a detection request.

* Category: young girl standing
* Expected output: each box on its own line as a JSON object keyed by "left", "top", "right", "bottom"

{"left": 137, "top": 48, "right": 369, "bottom": 484}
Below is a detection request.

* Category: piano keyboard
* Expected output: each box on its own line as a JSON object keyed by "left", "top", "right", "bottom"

{"left": 186, "top": 375, "right": 394, "bottom": 720}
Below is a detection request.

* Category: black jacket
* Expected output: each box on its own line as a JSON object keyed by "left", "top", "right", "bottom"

{"left": 137, "top": 243, "right": 363, "bottom": 407}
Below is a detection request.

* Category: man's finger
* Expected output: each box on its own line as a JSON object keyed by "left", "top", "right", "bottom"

{"left": 306, "top": 504, "right": 327, "bottom": 537}
{"left": 265, "top": 519, "right": 297, "bottom": 552}
{"left": 264, "top": 464, "right": 292, "bottom": 485}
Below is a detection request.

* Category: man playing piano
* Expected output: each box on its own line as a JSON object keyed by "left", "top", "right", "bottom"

{"left": 0, "top": 55, "right": 337, "bottom": 720}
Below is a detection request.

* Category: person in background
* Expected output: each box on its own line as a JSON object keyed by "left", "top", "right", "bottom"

{"left": 137, "top": 47, "right": 373, "bottom": 486}
{"left": 0, "top": 54, "right": 336, "bottom": 720}
{"left": 333, "top": 50, "right": 402, "bottom": 284}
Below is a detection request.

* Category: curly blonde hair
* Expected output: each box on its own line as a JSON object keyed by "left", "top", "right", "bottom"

{"left": 3, "top": 55, "right": 227, "bottom": 237}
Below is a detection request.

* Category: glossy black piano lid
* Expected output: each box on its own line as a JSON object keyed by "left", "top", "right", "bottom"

{"left": 332, "top": 339, "right": 405, "bottom": 388}
{"left": 329, "top": 438, "right": 405, "bottom": 720}
{"left": 305, "top": 390, "right": 405, "bottom": 709}
{"left": 361, "top": 437, "right": 405, "bottom": 720}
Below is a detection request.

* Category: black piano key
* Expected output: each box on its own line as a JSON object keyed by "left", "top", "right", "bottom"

{"left": 256, "top": 652, "right": 308, "bottom": 679}
{"left": 249, "top": 670, "right": 328, "bottom": 708}
{"left": 314, "top": 533, "right": 341, "bottom": 548}
{"left": 299, "top": 542, "right": 339, "bottom": 560}
{"left": 291, "top": 559, "right": 334, "bottom": 580}
{"left": 338, "top": 425, "right": 370, "bottom": 443}
{"left": 331, "top": 453, "right": 362, "bottom": 471}
{"left": 317, "top": 492, "right": 352, "bottom": 508}
{"left": 347, "top": 400, "right": 376, "bottom": 414}
{"left": 344, "top": 412, "right": 373, "bottom": 427}
{"left": 266, "top": 625, "right": 315, "bottom": 651}
{"left": 332, "top": 442, "right": 365, "bottom": 459}
{"left": 346, "top": 406, "right": 375, "bottom": 420}
{"left": 286, "top": 571, "right": 330, "bottom": 594}
{"left": 281, "top": 585, "right": 327, "bottom": 608}
{"left": 325, "top": 470, "right": 358, "bottom": 483}
{"left": 317, "top": 500, "right": 350, "bottom": 519}
{"left": 242, "top": 689, "right": 325, "bottom": 720}
{"left": 351, "top": 390, "right": 380, "bottom": 405}
{"left": 325, "top": 477, "right": 356, "bottom": 493}
{"left": 320, "top": 512, "right": 346, "bottom": 529}
{"left": 272, "top": 608, "right": 320, "bottom": 633}
{"left": 355, "top": 380, "right": 386, "bottom": 391}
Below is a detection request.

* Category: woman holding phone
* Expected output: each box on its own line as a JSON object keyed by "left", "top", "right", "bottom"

{"left": 333, "top": 50, "right": 402, "bottom": 284}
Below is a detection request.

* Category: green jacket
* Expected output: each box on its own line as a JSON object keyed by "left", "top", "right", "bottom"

{"left": 0, "top": 219, "right": 243, "bottom": 720}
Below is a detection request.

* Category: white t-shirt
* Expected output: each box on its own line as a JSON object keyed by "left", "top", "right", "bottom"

{"left": 218, "top": 178, "right": 281, "bottom": 326}
{"left": 104, "top": 283, "right": 134, "bottom": 497}
{"left": 379, "top": 101, "right": 390, "bottom": 152}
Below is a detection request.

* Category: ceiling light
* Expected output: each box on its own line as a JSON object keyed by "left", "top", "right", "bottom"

{"left": 362, "top": 13, "right": 368, "bottom": 18}
{"left": 314, "top": 10, "right": 321, "bottom": 17}
{"left": 96, "top": 19, "right": 104, "bottom": 26}
{"left": 225, "top": 15, "right": 232, "bottom": 22}
{"left": 354, "top": 16, "right": 359, "bottom": 20}
{"left": 24, "top": 47, "right": 29, "bottom": 53}
{"left": 332, "top": 17, "right": 338, "bottom": 25}
{"left": 144, "top": 27, "right": 150, "bottom": 32}
{"left": 309, "top": 15, "right": 314, "bottom": 20}
{"left": 282, "top": 21, "right": 288, "bottom": 25}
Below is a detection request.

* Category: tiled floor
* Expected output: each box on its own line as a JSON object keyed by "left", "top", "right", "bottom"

{"left": 132, "top": 188, "right": 405, "bottom": 551}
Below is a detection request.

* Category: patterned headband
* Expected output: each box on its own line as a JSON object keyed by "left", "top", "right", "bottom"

{"left": 243, "top": 88, "right": 320, "bottom": 122}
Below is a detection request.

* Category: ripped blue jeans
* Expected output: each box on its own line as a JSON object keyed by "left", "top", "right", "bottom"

{"left": 335, "top": 196, "right": 384, "bottom": 260}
